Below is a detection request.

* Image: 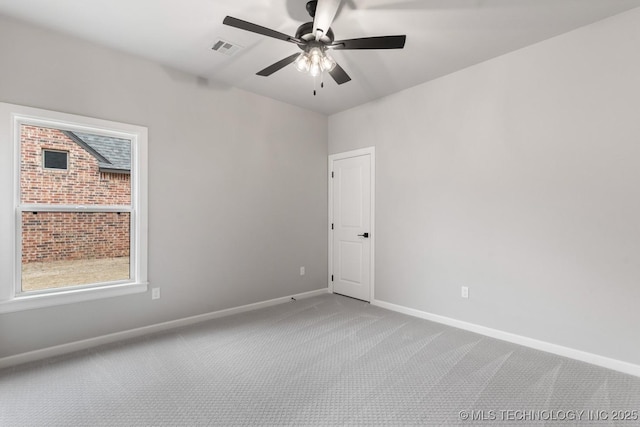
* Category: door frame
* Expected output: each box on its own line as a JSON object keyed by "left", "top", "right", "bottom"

{"left": 328, "top": 146, "right": 375, "bottom": 301}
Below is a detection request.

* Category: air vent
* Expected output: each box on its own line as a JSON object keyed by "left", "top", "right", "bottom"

{"left": 211, "top": 38, "right": 243, "bottom": 57}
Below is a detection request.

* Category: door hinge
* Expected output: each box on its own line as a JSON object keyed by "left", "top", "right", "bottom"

{"left": 331, "top": 275, "right": 334, "bottom": 282}
{"left": 331, "top": 171, "right": 334, "bottom": 178}
{"left": 331, "top": 223, "right": 334, "bottom": 230}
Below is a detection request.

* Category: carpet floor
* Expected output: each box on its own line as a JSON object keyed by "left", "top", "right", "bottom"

{"left": 1, "top": 294, "right": 639, "bottom": 426}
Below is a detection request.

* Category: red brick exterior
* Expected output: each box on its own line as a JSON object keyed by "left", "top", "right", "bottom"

{"left": 22, "top": 212, "right": 130, "bottom": 263}
{"left": 20, "top": 125, "right": 131, "bottom": 264}
{"left": 20, "top": 126, "right": 130, "bottom": 205}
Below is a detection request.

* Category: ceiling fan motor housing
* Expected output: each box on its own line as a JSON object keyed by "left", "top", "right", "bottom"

{"left": 295, "top": 22, "right": 334, "bottom": 46}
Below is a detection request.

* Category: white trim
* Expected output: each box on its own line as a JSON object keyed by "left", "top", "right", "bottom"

{"left": 7, "top": 282, "right": 145, "bottom": 308}
{"left": 371, "top": 298, "right": 640, "bottom": 378}
{"left": 13, "top": 112, "right": 140, "bottom": 140}
{"left": 0, "top": 288, "right": 329, "bottom": 370}
{"left": 0, "top": 282, "right": 148, "bottom": 314}
{"left": 327, "top": 157, "right": 333, "bottom": 294}
{"left": 328, "top": 147, "right": 376, "bottom": 301}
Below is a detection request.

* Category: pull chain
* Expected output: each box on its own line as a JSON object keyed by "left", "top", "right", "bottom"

{"left": 313, "top": 74, "right": 326, "bottom": 96}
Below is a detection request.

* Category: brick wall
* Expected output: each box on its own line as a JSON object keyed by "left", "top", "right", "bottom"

{"left": 22, "top": 212, "right": 130, "bottom": 263}
{"left": 20, "top": 125, "right": 131, "bottom": 263}
{"left": 20, "top": 125, "right": 130, "bottom": 205}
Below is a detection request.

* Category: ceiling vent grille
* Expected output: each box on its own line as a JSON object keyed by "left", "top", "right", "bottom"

{"left": 211, "top": 38, "right": 243, "bottom": 57}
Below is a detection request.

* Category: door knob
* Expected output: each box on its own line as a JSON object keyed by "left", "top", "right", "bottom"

{"left": 357, "top": 232, "right": 369, "bottom": 238}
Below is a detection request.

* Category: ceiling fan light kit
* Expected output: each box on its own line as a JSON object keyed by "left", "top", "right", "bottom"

{"left": 222, "top": 0, "right": 406, "bottom": 95}
{"left": 295, "top": 47, "right": 336, "bottom": 76}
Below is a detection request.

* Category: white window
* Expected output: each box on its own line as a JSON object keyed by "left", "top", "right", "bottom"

{"left": 0, "top": 102, "right": 148, "bottom": 313}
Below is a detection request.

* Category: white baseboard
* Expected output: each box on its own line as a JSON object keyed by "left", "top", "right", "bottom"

{"left": 371, "top": 298, "right": 640, "bottom": 378}
{"left": 0, "top": 288, "right": 329, "bottom": 370}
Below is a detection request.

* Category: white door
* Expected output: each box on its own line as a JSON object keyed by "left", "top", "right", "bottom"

{"left": 330, "top": 148, "right": 374, "bottom": 302}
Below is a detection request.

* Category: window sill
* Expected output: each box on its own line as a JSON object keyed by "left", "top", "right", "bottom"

{"left": 0, "top": 282, "right": 148, "bottom": 314}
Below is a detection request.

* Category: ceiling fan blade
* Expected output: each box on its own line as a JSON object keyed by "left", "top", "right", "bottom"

{"left": 313, "top": 0, "right": 342, "bottom": 40}
{"left": 223, "top": 16, "right": 302, "bottom": 44}
{"left": 329, "top": 62, "right": 351, "bottom": 85}
{"left": 332, "top": 35, "right": 406, "bottom": 49}
{"left": 256, "top": 53, "right": 300, "bottom": 77}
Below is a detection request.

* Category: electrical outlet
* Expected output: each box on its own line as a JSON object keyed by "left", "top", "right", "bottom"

{"left": 152, "top": 287, "right": 160, "bottom": 300}
{"left": 461, "top": 286, "right": 469, "bottom": 299}
{"left": 300, "top": 266, "right": 305, "bottom": 276}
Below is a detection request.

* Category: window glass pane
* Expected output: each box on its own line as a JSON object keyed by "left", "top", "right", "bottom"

{"left": 21, "top": 124, "right": 131, "bottom": 205}
{"left": 21, "top": 211, "right": 130, "bottom": 291}
{"left": 43, "top": 150, "right": 68, "bottom": 170}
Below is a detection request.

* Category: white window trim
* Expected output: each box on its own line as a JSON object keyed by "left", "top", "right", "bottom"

{"left": 0, "top": 102, "right": 148, "bottom": 314}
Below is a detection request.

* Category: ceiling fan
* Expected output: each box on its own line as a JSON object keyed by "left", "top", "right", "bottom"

{"left": 223, "top": 0, "right": 406, "bottom": 94}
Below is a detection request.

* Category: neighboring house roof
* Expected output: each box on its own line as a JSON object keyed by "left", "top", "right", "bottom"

{"left": 63, "top": 131, "right": 131, "bottom": 174}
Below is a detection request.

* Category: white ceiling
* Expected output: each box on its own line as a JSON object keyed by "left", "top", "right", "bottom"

{"left": 1, "top": 0, "right": 639, "bottom": 115}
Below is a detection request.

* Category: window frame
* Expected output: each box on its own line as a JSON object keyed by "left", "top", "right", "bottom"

{"left": 0, "top": 102, "right": 148, "bottom": 313}
{"left": 42, "top": 148, "right": 69, "bottom": 171}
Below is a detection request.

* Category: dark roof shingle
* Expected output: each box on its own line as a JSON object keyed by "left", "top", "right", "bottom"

{"left": 66, "top": 131, "right": 131, "bottom": 173}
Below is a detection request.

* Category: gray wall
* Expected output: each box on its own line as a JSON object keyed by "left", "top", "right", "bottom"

{"left": 329, "top": 8, "right": 640, "bottom": 365}
{"left": 0, "top": 15, "right": 328, "bottom": 358}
